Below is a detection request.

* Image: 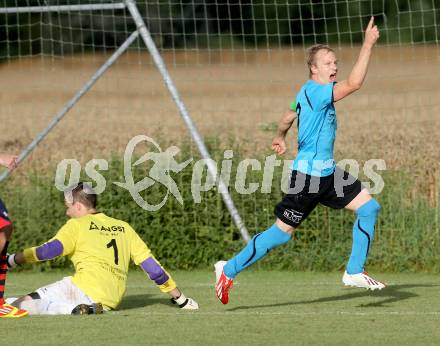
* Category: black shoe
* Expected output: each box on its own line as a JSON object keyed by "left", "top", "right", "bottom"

{"left": 71, "top": 303, "right": 104, "bottom": 315}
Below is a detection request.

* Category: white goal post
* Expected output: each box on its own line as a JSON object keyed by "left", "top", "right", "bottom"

{"left": 0, "top": 0, "right": 251, "bottom": 242}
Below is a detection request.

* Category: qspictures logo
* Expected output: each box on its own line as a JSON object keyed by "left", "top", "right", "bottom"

{"left": 54, "top": 135, "right": 386, "bottom": 211}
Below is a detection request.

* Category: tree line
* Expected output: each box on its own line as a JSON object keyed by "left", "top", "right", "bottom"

{"left": 1, "top": 0, "right": 439, "bottom": 57}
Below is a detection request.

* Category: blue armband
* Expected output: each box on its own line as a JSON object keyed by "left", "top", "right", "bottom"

{"left": 140, "top": 257, "right": 169, "bottom": 285}
{"left": 35, "top": 240, "right": 64, "bottom": 261}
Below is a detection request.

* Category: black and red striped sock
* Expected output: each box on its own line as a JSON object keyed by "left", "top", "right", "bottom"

{"left": 0, "top": 241, "right": 9, "bottom": 305}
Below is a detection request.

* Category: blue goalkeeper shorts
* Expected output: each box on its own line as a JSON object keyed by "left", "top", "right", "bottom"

{"left": 0, "top": 198, "right": 11, "bottom": 229}
{"left": 274, "top": 167, "right": 363, "bottom": 227}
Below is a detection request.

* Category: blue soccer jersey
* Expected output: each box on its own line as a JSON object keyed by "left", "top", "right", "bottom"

{"left": 292, "top": 80, "right": 337, "bottom": 177}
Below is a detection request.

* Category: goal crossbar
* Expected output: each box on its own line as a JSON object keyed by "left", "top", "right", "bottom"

{"left": 0, "top": 3, "right": 126, "bottom": 14}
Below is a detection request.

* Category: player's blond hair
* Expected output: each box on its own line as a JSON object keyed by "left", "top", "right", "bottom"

{"left": 64, "top": 182, "right": 97, "bottom": 209}
{"left": 307, "top": 44, "right": 335, "bottom": 77}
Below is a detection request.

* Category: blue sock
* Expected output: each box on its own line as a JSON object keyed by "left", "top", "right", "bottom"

{"left": 223, "top": 224, "right": 291, "bottom": 279}
{"left": 346, "top": 199, "right": 381, "bottom": 274}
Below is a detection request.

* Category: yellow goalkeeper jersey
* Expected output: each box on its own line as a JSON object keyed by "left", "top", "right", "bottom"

{"left": 25, "top": 213, "right": 176, "bottom": 309}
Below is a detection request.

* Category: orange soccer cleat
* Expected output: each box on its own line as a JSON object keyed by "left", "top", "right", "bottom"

{"left": 214, "top": 261, "right": 234, "bottom": 305}
{"left": 0, "top": 303, "right": 28, "bottom": 318}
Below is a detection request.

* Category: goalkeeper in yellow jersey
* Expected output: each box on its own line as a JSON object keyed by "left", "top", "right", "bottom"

{"left": 6, "top": 182, "right": 199, "bottom": 315}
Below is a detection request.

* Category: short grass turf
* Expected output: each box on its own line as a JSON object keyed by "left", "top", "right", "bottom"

{"left": 3, "top": 270, "right": 440, "bottom": 345}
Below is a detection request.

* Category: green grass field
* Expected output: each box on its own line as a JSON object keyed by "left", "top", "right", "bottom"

{"left": 3, "top": 270, "right": 440, "bottom": 345}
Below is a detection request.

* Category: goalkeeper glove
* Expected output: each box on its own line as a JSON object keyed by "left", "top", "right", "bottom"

{"left": 170, "top": 293, "right": 199, "bottom": 310}
{"left": 6, "top": 253, "right": 18, "bottom": 269}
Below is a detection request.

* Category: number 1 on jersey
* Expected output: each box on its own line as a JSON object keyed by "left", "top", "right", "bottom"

{"left": 106, "top": 238, "right": 119, "bottom": 265}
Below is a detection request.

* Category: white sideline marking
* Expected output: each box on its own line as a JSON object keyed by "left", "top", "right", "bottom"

{"left": 128, "top": 281, "right": 396, "bottom": 289}
{"left": 109, "top": 310, "right": 440, "bottom": 317}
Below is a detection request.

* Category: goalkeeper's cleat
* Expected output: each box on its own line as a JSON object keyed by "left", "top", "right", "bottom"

{"left": 71, "top": 303, "right": 104, "bottom": 315}
{"left": 215, "top": 260, "right": 234, "bottom": 305}
{"left": 0, "top": 303, "right": 28, "bottom": 318}
{"left": 342, "top": 271, "right": 386, "bottom": 291}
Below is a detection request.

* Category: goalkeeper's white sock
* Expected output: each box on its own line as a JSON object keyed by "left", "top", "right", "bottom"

{"left": 5, "top": 297, "right": 18, "bottom": 304}
{"left": 19, "top": 299, "right": 48, "bottom": 315}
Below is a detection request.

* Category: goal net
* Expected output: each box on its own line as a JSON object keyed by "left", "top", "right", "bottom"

{"left": 0, "top": 1, "right": 438, "bottom": 267}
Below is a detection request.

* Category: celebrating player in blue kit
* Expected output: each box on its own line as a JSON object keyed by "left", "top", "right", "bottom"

{"left": 0, "top": 153, "right": 28, "bottom": 318}
{"left": 215, "top": 17, "right": 385, "bottom": 305}
{"left": 6, "top": 182, "right": 198, "bottom": 314}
